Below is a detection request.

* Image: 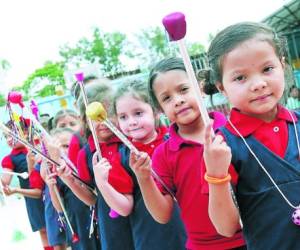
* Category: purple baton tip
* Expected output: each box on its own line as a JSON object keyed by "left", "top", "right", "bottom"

{"left": 162, "top": 12, "right": 186, "bottom": 41}
{"left": 109, "top": 209, "right": 119, "bottom": 219}
{"left": 75, "top": 72, "right": 84, "bottom": 82}
{"left": 30, "top": 100, "right": 39, "bottom": 116}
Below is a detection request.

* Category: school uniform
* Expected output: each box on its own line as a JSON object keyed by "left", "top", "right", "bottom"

{"left": 1, "top": 147, "right": 45, "bottom": 232}
{"left": 219, "top": 106, "right": 300, "bottom": 250}
{"left": 119, "top": 126, "right": 187, "bottom": 250}
{"left": 152, "top": 113, "right": 245, "bottom": 250}
{"left": 77, "top": 135, "right": 134, "bottom": 250}
{"left": 30, "top": 164, "right": 67, "bottom": 246}
{"left": 60, "top": 180, "right": 100, "bottom": 250}
{"left": 68, "top": 130, "right": 86, "bottom": 168}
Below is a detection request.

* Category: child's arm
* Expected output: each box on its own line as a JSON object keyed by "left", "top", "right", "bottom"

{"left": 203, "top": 124, "right": 240, "bottom": 237}
{"left": 3, "top": 185, "right": 42, "bottom": 198}
{"left": 43, "top": 167, "right": 63, "bottom": 212}
{"left": 130, "top": 151, "right": 174, "bottom": 223}
{"left": 45, "top": 139, "right": 97, "bottom": 206}
{"left": 26, "top": 151, "right": 36, "bottom": 174}
{"left": 1, "top": 168, "right": 13, "bottom": 186}
{"left": 93, "top": 154, "right": 133, "bottom": 216}
{"left": 56, "top": 162, "right": 97, "bottom": 206}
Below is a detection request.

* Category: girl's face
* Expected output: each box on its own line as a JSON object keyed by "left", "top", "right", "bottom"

{"left": 152, "top": 70, "right": 201, "bottom": 126}
{"left": 92, "top": 120, "right": 114, "bottom": 143}
{"left": 116, "top": 95, "right": 157, "bottom": 143}
{"left": 291, "top": 88, "right": 299, "bottom": 98}
{"left": 55, "top": 132, "right": 73, "bottom": 155}
{"left": 56, "top": 115, "right": 81, "bottom": 132}
{"left": 219, "top": 38, "right": 285, "bottom": 121}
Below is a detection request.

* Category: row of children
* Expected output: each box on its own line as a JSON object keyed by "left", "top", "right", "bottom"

{"left": 2, "top": 21, "right": 300, "bottom": 250}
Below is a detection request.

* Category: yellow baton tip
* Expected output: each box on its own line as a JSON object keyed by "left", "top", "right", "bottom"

{"left": 86, "top": 102, "right": 107, "bottom": 121}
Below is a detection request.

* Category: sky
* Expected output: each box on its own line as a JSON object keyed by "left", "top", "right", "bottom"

{"left": 0, "top": 0, "right": 290, "bottom": 92}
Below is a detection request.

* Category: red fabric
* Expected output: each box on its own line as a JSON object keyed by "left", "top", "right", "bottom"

{"left": 131, "top": 126, "right": 168, "bottom": 157}
{"left": 77, "top": 135, "right": 133, "bottom": 194}
{"left": 1, "top": 147, "right": 27, "bottom": 170}
{"left": 44, "top": 246, "right": 54, "bottom": 250}
{"left": 68, "top": 133, "right": 81, "bottom": 168}
{"left": 11, "top": 147, "right": 28, "bottom": 156}
{"left": 224, "top": 105, "right": 294, "bottom": 158}
{"left": 152, "top": 115, "right": 245, "bottom": 250}
{"left": 29, "top": 169, "right": 45, "bottom": 190}
{"left": 1, "top": 155, "right": 14, "bottom": 170}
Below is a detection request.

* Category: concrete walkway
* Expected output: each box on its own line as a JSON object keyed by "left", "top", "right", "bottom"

{"left": 0, "top": 194, "right": 43, "bottom": 250}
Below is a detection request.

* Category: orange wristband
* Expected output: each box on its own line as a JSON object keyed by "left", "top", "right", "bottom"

{"left": 204, "top": 173, "right": 231, "bottom": 185}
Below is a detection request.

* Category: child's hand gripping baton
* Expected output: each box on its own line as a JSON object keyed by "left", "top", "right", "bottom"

{"left": 86, "top": 102, "right": 177, "bottom": 201}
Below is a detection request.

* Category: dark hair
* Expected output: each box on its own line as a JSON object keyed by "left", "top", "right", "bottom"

{"left": 197, "top": 69, "right": 218, "bottom": 95}
{"left": 207, "top": 22, "right": 287, "bottom": 86}
{"left": 113, "top": 79, "right": 152, "bottom": 114}
{"left": 148, "top": 57, "right": 186, "bottom": 109}
{"left": 77, "top": 79, "right": 112, "bottom": 138}
{"left": 52, "top": 109, "right": 79, "bottom": 128}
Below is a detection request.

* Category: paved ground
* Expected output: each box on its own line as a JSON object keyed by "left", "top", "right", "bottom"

{"left": 0, "top": 194, "right": 43, "bottom": 250}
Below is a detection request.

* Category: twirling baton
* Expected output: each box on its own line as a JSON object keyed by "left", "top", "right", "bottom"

{"left": 75, "top": 73, "right": 119, "bottom": 219}
{"left": 86, "top": 102, "right": 177, "bottom": 201}
{"left": 0, "top": 120, "right": 79, "bottom": 243}
{"left": 8, "top": 91, "right": 78, "bottom": 174}
{"left": 1, "top": 171, "right": 29, "bottom": 179}
{"left": 75, "top": 73, "right": 102, "bottom": 159}
{"left": 162, "top": 12, "right": 211, "bottom": 128}
{"left": 0, "top": 121, "right": 96, "bottom": 195}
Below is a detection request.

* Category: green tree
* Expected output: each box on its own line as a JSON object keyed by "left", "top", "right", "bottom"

{"left": 133, "top": 26, "right": 206, "bottom": 68}
{"left": 134, "top": 27, "right": 171, "bottom": 67}
{"left": 21, "top": 61, "right": 65, "bottom": 98}
{"left": 0, "top": 59, "right": 10, "bottom": 71}
{"left": 187, "top": 42, "right": 206, "bottom": 56}
{"left": 59, "top": 27, "right": 128, "bottom": 74}
{"left": 0, "top": 93, "right": 6, "bottom": 106}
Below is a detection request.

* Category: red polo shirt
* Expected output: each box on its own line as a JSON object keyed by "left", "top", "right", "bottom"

{"left": 68, "top": 133, "right": 82, "bottom": 168}
{"left": 1, "top": 147, "right": 28, "bottom": 170}
{"left": 131, "top": 127, "right": 168, "bottom": 157}
{"left": 152, "top": 116, "right": 245, "bottom": 250}
{"left": 224, "top": 105, "right": 295, "bottom": 158}
{"left": 77, "top": 135, "right": 133, "bottom": 194}
{"left": 29, "top": 168, "right": 45, "bottom": 190}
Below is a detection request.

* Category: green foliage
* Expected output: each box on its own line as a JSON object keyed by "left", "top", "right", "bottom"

{"left": 187, "top": 42, "right": 205, "bottom": 56}
{"left": 59, "top": 27, "right": 127, "bottom": 74}
{"left": 134, "top": 27, "right": 171, "bottom": 65}
{"left": 38, "top": 84, "right": 56, "bottom": 97}
{"left": 22, "top": 62, "right": 65, "bottom": 97}
{"left": 0, "top": 59, "right": 10, "bottom": 70}
{"left": 0, "top": 93, "right": 6, "bottom": 106}
{"left": 133, "top": 27, "right": 206, "bottom": 68}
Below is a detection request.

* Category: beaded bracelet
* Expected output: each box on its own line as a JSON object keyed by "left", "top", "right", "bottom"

{"left": 204, "top": 172, "right": 231, "bottom": 185}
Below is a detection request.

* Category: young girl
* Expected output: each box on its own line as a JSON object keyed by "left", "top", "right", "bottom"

{"left": 44, "top": 127, "right": 100, "bottom": 250}
{"left": 203, "top": 22, "right": 300, "bottom": 250}
{"left": 1, "top": 120, "right": 49, "bottom": 249}
{"left": 130, "top": 57, "right": 246, "bottom": 250}
{"left": 52, "top": 109, "right": 81, "bottom": 132}
{"left": 68, "top": 77, "right": 110, "bottom": 168}
{"left": 31, "top": 158, "right": 67, "bottom": 250}
{"left": 56, "top": 81, "right": 134, "bottom": 250}
{"left": 93, "top": 79, "right": 187, "bottom": 250}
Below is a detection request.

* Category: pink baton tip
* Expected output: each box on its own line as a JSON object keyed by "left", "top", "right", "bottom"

{"left": 75, "top": 72, "right": 84, "bottom": 82}
{"left": 8, "top": 91, "right": 24, "bottom": 108}
{"left": 109, "top": 209, "right": 120, "bottom": 219}
{"left": 72, "top": 233, "right": 80, "bottom": 243}
{"left": 162, "top": 12, "right": 186, "bottom": 41}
